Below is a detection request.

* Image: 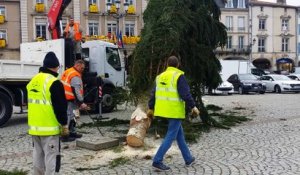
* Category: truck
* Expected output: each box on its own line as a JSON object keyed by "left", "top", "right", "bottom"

{"left": 0, "top": 37, "right": 126, "bottom": 127}
{"left": 0, "top": 0, "right": 127, "bottom": 126}
{"left": 220, "top": 60, "right": 250, "bottom": 81}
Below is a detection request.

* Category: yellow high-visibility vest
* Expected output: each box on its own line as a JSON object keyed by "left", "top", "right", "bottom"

{"left": 154, "top": 67, "right": 185, "bottom": 119}
{"left": 27, "top": 73, "right": 60, "bottom": 136}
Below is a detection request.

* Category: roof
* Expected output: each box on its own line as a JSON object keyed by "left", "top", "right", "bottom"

{"left": 249, "top": 1, "right": 298, "bottom": 8}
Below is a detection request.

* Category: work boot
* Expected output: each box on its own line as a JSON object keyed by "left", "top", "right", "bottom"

{"left": 152, "top": 162, "right": 170, "bottom": 172}
{"left": 185, "top": 157, "right": 196, "bottom": 167}
{"left": 61, "top": 136, "right": 76, "bottom": 142}
{"left": 69, "top": 132, "right": 83, "bottom": 139}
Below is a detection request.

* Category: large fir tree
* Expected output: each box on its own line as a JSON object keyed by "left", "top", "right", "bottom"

{"left": 128, "top": 0, "right": 227, "bottom": 125}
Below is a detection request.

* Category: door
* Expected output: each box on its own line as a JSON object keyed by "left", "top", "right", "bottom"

{"left": 104, "top": 47, "right": 125, "bottom": 87}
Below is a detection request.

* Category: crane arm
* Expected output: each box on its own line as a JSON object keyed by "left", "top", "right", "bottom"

{"left": 48, "top": 0, "right": 72, "bottom": 39}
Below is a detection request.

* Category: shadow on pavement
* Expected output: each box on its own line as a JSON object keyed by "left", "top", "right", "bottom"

{"left": 1, "top": 114, "right": 27, "bottom": 128}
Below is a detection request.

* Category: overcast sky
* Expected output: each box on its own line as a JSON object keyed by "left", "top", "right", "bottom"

{"left": 258, "top": 0, "right": 300, "bottom": 6}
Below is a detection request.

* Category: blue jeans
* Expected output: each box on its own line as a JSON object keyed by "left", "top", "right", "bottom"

{"left": 153, "top": 119, "right": 193, "bottom": 164}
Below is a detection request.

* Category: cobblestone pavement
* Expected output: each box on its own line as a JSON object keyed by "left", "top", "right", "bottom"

{"left": 1, "top": 93, "right": 300, "bottom": 174}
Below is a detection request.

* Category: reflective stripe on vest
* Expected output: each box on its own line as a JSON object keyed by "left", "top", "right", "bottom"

{"left": 154, "top": 67, "right": 185, "bottom": 119}
{"left": 29, "top": 126, "right": 60, "bottom": 132}
{"left": 61, "top": 67, "right": 83, "bottom": 100}
{"left": 64, "top": 22, "right": 82, "bottom": 41}
{"left": 27, "top": 73, "right": 60, "bottom": 136}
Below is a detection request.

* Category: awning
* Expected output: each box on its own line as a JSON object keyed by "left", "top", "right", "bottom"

{"left": 276, "top": 58, "right": 293, "bottom": 64}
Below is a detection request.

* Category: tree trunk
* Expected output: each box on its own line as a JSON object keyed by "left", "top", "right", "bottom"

{"left": 126, "top": 107, "right": 152, "bottom": 147}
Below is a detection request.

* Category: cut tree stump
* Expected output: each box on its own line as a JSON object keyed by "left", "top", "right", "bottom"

{"left": 127, "top": 107, "right": 152, "bottom": 147}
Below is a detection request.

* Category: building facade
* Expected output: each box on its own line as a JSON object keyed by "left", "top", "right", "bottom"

{"left": 215, "top": 0, "right": 251, "bottom": 61}
{"left": 216, "top": 0, "right": 299, "bottom": 73}
{"left": 0, "top": 0, "right": 148, "bottom": 60}
{"left": 250, "top": 0, "right": 298, "bottom": 73}
{"left": 0, "top": 0, "right": 21, "bottom": 60}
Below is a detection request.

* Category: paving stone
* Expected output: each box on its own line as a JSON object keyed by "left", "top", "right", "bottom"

{"left": 76, "top": 136, "right": 119, "bottom": 151}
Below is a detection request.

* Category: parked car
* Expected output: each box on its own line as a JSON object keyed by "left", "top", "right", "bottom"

{"left": 251, "top": 68, "right": 270, "bottom": 77}
{"left": 227, "top": 74, "right": 266, "bottom": 94}
{"left": 260, "top": 74, "right": 300, "bottom": 93}
{"left": 287, "top": 74, "right": 300, "bottom": 81}
{"left": 210, "top": 81, "right": 234, "bottom": 95}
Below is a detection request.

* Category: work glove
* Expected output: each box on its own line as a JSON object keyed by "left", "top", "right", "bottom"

{"left": 191, "top": 107, "right": 200, "bottom": 118}
{"left": 146, "top": 109, "right": 154, "bottom": 119}
{"left": 79, "top": 103, "right": 90, "bottom": 110}
{"left": 61, "top": 125, "right": 69, "bottom": 137}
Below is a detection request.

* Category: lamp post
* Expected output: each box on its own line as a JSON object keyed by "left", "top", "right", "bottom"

{"left": 248, "top": 38, "right": 256, "bottom": 72}
{"left": 106, "top": 1, "right": 129, "bottom": 38}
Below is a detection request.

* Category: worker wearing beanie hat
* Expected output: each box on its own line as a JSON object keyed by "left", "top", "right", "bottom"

{"left": 27, "top": 51, "right": 68, "bottom": 174}
{"left": 43, "top": 51, "right": 60, "bottom": 68}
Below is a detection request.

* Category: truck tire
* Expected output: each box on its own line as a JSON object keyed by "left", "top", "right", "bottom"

{"left": 0, "top": 92, "right": 13, "bottom": 126}
{"left": 102, "top": 86, "right": 115, "bottom": 113}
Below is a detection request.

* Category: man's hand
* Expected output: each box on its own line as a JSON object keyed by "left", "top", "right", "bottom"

{"left": 191, "top": 107, "right": 200, "bottom": 117}
{"left": 61, "top": 125, "right": 69, "bottom": 137}
{"left": 79, "top": 103, "right": 90, "bottom": 110}
{"left": 146, "top": 109, "right": 154, "bottom": 119}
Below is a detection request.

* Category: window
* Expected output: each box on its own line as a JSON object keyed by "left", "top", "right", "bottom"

{"left": 36, "top": 24, "right": 46, "bottom": 39}
{"left": 258, "top": 38, "right": 265, "bottom": 52}
{"left": 298, "top": 24, "right": 300, "bottom": 34}
{"left": 88, "top": 21, "right": 99, "bottom": 36}
{"left": 225, "top": 16, "right": 233, "bottom": 31}
{"left": 227, "top": 36, "right": 232, "bottom": 49}
{"left": 107, "top": 22, "right": 117, "bottom": 35}
{"left": 0, "top": 30, "right": 7, "bottom": 40}
{"left": 106, "top": 47, "right": 121, "bottom": 71}
{"left": 282, "top": 19, "right": 289, "bottom": 31}
{"left": 259, "top": 19, "right": 266, "bottom": 30}
{"left": 237, "top": 0, "right": 245, "bottom": 8}
{"left": 225, "top": 0, "right": 233, "bottom": 8}
{"left": 282, "top": 38, "right": 289, "bottom": 52}
{"left": 0, "top": 6, "right": 5, "bottom": 15}
{"left": 36, "top": 0, "right": 45, "bottom": 3}
{"left": 89, "top": 0, "right": 97, "bottom": 5}
{"left": 238, "top": 17, "right": 245, "bottom": 31}
{"left": 238, "top": 36, "right": 244, "bottom": 49}
{"left": 125, "top": 23, "right": 135, "bottom": 36}
{"left": 298, "top": 43, "right": 300, "bottom": 53}
{"left": 107, "top": 0, "right": 116, "bottom": 3}
{"left": 125, "top": 0, "right": 134, "bottom": 5}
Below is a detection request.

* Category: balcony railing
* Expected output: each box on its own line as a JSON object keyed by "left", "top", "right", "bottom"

{"left": 215, "top": 45, "right": 251, "bottom": 54}
{"left": 227, "top": 27, "right": 234, "bottom": 31}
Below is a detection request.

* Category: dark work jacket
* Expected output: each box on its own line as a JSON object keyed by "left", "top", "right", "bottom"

{"left": 39, "top": 67, "right": 68, "bottom": 126}
{"left": 148, "top": 74, "right": 196, "bottom": 110}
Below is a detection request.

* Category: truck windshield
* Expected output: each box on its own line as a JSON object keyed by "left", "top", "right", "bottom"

{"left": 106, "top": 47, "right": 121, "bottom": 71}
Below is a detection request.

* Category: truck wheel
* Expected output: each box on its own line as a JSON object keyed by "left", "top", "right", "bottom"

{"left": 0, "top": 92, "right": 13, "bottom": 126}
{"left": 102, "top": 86, "right": 115, "bottom": 113}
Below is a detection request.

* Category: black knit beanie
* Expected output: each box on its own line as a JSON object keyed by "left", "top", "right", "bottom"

{"left": 43, "top": 52, "right": 60, "bottom": 68}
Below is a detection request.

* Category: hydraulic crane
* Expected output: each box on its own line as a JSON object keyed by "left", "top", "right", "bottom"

{"left": 48, "top": 0, "right": 72, "bottom": 39}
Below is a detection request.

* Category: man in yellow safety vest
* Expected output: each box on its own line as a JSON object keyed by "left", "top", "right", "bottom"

{"left": 27, "top": 52, "right": 69, "bottom": 174}
{"left": 148, "top": 56, "right": 200, "bottom": 172}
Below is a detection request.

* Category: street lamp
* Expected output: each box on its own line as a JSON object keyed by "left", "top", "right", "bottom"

{"left": 106, "top": 1, "right": 129, "bottom": 38}
{"left": 248, "top": 38, "right": 256, "bottom": 72}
